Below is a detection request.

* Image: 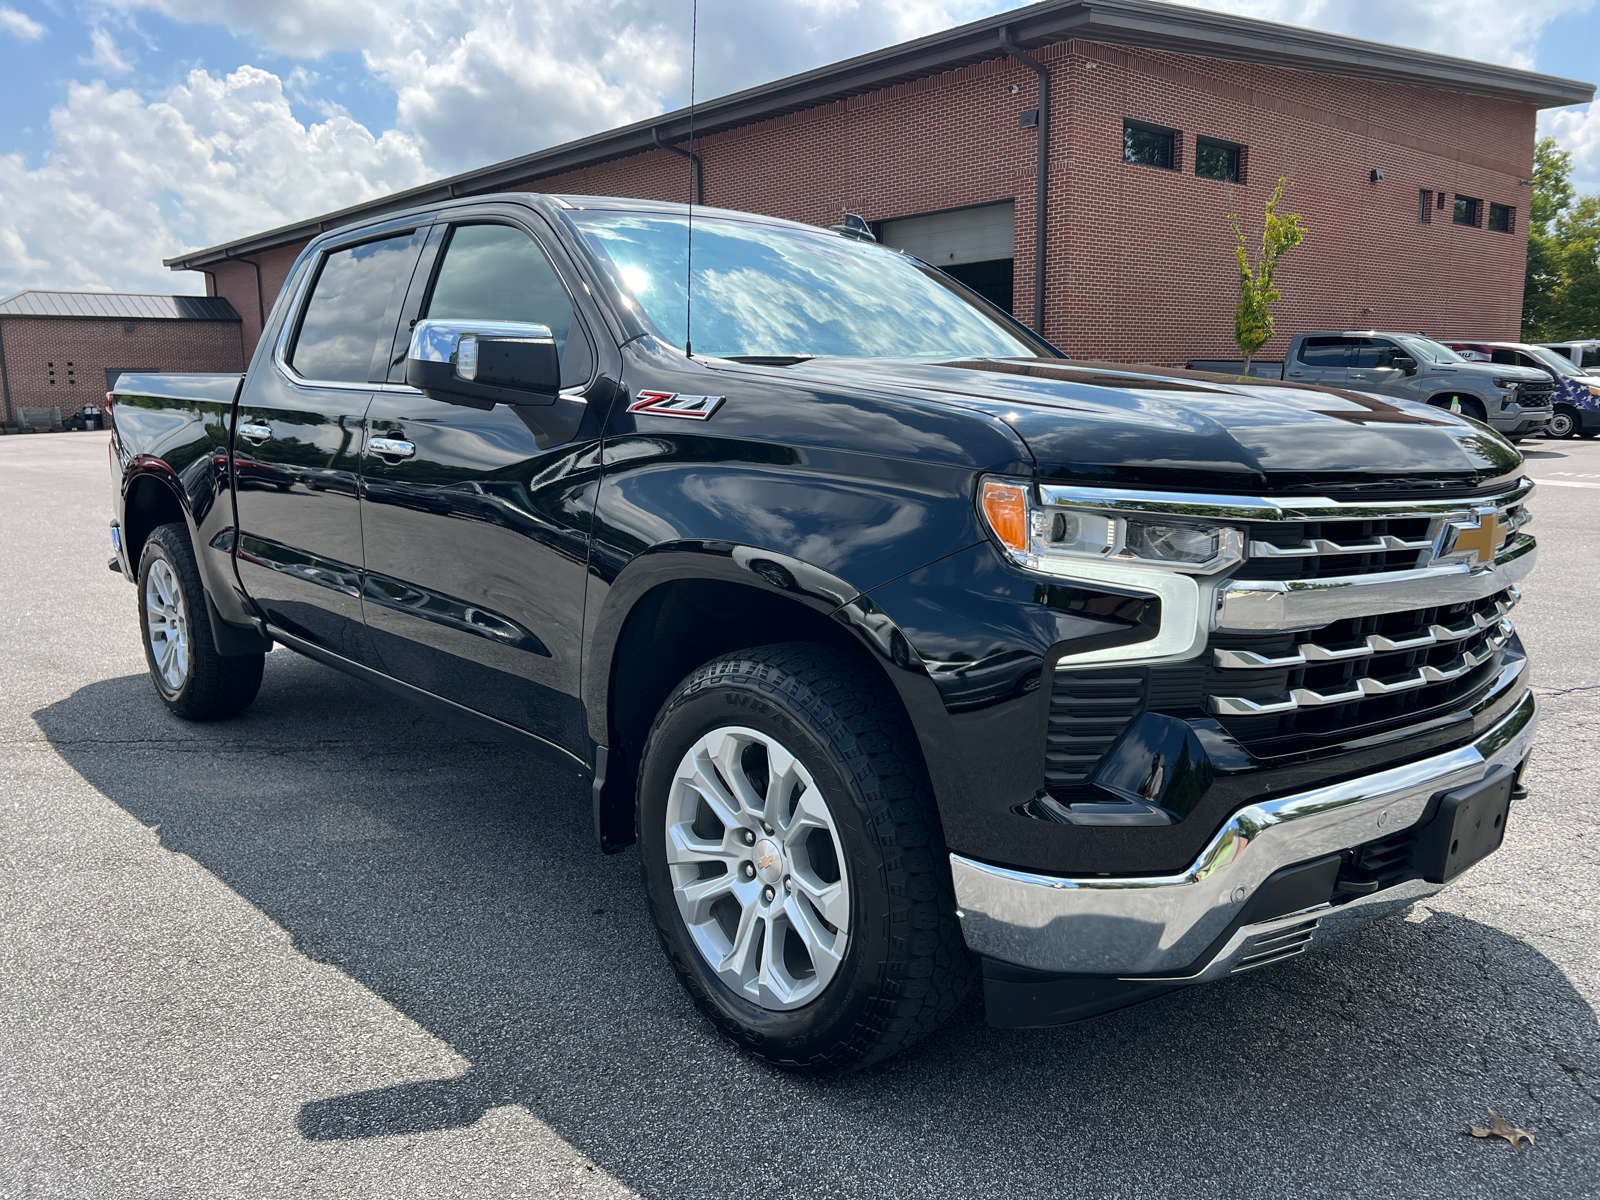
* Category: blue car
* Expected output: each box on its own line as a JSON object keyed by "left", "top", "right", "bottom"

{"left": 1444, "top": 339, "right": 1600, "bottom": 439}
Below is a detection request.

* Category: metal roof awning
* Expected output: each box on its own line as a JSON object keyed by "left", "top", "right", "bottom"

{"left": 0, "top": 290, "right": 241, "bottom": 320}
{"left": 162, "top": 0, "right": 1595, "bottom": 273}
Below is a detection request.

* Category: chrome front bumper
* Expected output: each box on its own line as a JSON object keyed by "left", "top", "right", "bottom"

{"left": 951, "top": 688, "right": 1538, "bottom": 979}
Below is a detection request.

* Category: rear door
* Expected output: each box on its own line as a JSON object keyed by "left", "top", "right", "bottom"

{"left": 1286, "top": 336, "right": 1353, "bottom": 386}
{"left": 358, "top": 211, "right": 607, "bottom": 752}
{"left": 233, "top": 224, "right": 426, "bottom": 662}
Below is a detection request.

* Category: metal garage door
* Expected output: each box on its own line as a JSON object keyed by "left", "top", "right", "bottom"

{"left": 877, "top": 201, "right": 1015, "bottom": 313}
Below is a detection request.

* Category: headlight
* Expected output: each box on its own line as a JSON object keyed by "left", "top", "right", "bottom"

{"left": 1586, "top": 384, "right": 1600, "bottom": 398}
{"left": 979, "top": 477, "right": 1244, "bottom": 574}
{"left": 1493, "top": 378, "right": 1521, "bottom": 390}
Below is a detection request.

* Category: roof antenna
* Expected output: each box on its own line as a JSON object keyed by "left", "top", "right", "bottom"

{"left": 684, "top": 0, "right": 698, "bottom": 360}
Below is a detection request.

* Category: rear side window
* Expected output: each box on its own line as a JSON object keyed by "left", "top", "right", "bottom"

{"left": 423, "top": 223, "right": 593, "bottom": 387}
{"left": 291, "top": 234, "right": 419, "bottom": 383}
{"left": 1298, "top": 337, "right": 1351, "bottom": 367}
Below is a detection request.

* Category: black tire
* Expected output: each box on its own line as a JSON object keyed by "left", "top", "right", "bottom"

{"left": 1549, "top": 406, "right": 1578, "bottom": 439}
{"left": 137, "top": 523, "right": 265, "bottom": 720}
{"left": 637, "top": 643, "right": 974, "bottom": 1073}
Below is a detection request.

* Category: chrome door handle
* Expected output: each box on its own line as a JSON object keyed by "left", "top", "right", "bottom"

{"left": 239, "top": 422, "right": 273, "bottom": 444}
{"left": 369, "top": 436, "right": 416, "bottom": 460}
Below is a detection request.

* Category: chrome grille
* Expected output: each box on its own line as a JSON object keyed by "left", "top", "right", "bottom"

{"left": 1241, "top": 516, "right": 1435, "bottom": 581}
{"left": 1230, "top": 918, "right": 1319, "bottom": 973}
{"left": 1204, "top": 588, "right": 1516, "bottom": 751}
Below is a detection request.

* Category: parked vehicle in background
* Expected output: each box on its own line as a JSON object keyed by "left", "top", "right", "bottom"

{"left": 1189, "top": 331, "right": 1553, "bottom": 440}
{"left": 105, "top": 194, "right": 1540, "bottom": 1071}
{"left": 1442, "top": 340, "right": 1600, "bottom": 439}
{"left": 1537, "top": 340, "right": 1600, "bottom": 374}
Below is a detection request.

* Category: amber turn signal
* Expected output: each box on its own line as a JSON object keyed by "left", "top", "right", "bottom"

{"left": 980, "top": 479, "right": 1029, "bottom": 554}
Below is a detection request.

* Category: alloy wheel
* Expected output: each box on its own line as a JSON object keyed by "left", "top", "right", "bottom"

{"left": 665, "top": 726, "right": 850, "bottom": 1011}
{"left": 144, "top": 558, "right": 190, "bottom": 692}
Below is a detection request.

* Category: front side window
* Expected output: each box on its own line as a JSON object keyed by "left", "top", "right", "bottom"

{"left": 1488, "top": 202, "right": 1514, "bottom": 233}
{"left": 1453, "top": 195, "right": 1481, "bottom": 227}
{"left": 291, "top": 233, "right": 418, "bottom": 383}
{"left": 423, "top": 223, "right": 592, "bottom": 386}
{"left": 1123, "top": 120, "right": 1177, "bottom": 170}
{"left": 1350, "top": 338, "right": 1404, "bottom": 368}
{"left": 566, "top": 211, "right": 1045, "bottom": 360}
{"left": 1195, "top": 137, "right": 1244, "bottom": 183}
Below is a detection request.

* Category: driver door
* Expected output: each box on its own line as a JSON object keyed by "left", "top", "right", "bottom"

{"left": 358, "top": 213, "right": 607, "bottom": 753}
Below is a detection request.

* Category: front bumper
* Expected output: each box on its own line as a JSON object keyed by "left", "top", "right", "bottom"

{"left": 951, "top": 688, "right": 1537, "bottom": 980}
{"left": 1493, "top": 409, "right": 1552, "bottom": 435}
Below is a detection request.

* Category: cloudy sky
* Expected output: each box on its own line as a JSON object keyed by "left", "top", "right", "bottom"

{"left": 1, "top": 0, "right": 1596, "bottom": 298}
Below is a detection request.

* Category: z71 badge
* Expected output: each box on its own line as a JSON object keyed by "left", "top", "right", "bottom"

{"left": 627, "top": 391, "right": 726, "bottom": 420}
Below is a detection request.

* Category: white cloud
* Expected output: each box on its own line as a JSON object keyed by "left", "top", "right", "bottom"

{"left": 85, "top": 27, "right": 134, "bottom": 72}
{"left": 5, "top": 0, "right": 1595, "bottom": 296}
{"left": 0, "top": 5, "right": 45, "bottom": 38}
{"left": 0, "top": 68, "right": 429, "bottom": 294}
{"left": 1543, "top": 103, "right": 1600, "bottom": 195}
{"left": 1200, "top": 0, "right": 1589, "bottom": 70}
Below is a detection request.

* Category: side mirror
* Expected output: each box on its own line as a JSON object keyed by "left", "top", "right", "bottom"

{"left": 1391, "top": 355, "right": 1418, "bottom": 376}
{"left": 406, "top": 319, "right": 560, "bottom": 408}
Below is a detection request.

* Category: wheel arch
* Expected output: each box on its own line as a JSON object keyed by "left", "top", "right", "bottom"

{"left": 586, "top": 544, "right": 946, "bottom": 853}
{"left": 121, "top": 468, "right": 190, "bottom": 572}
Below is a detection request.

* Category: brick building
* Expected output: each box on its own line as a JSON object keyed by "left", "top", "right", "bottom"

{"left": 166, "top": 0, "right": 1593, "bottom": 365}
{"left": 0, "top": 291, "right": 243, "bottom": 430}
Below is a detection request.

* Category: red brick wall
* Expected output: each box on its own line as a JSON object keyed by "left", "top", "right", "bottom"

{"left": 206, "top": 243, "right": 307, "bottom": 359}
{"left": 195, "top": 37, "right": 1537, "bottom": 368}
{"left": 1, "top": 317, "right": 244, "bottom": 424}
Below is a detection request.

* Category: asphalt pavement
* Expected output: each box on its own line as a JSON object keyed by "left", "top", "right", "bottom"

{"left": 2, "top": 430, "right": 1597, "bottom": 1200}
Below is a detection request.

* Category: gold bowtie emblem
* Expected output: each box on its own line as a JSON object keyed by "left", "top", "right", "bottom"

{"left": 757, "top": 852, "right": 778, "bottom": 871}
{"left": 1451, "top": 512, "right": 1505, "bottom": 564}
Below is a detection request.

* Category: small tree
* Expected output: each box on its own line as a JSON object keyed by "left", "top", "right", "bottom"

{"left": 1229, "top": 178, "right": 1306, "bottom": 370}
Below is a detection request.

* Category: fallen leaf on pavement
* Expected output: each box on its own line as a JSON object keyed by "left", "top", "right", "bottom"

{"left": 1469, "top": 1110, "right": 1535, "bottom": 1152}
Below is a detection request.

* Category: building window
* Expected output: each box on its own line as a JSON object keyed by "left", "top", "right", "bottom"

{"left": 1453, "top": 195, "right": 1482, "bottom": 227}
{"left": 1195, "top": 137, "right": 1244, "bottom": 183}
{"left": 1418, "top": 189, "right": 1433, "bottom": 223}
{"left": 1488, "top": 202, "right": 1515, "bottom": 233}
{"left": 1123, "top": 120, "right": 1178, "bottom": 171}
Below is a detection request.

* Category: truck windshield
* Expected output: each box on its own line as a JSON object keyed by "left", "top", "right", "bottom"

{"left": 1524, "top": 344, "right": 1585, "bottom": 377}
{"left": 1396, "top": 336, "right": 1466, "bottom": 365}
{"left": 566, "top": 210, "right": 1044, "bottom": 360}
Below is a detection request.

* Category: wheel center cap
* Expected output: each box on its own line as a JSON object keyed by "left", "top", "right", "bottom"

{"left": 753, "top": 837, "right": 784, "bottom": 884}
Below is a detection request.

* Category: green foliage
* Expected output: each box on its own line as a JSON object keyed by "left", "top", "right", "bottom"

{"left": 1230, "top": 179, "right": 1307, "bottom": 364}
{"left": 1523, "top": 136, "right": 1600, "bottom": 341}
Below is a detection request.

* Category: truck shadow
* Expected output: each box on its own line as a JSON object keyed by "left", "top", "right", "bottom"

{"left": 33, "top": 655, "right": 1600, "bottom": 1199}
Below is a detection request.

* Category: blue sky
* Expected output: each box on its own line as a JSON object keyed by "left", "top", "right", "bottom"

{"left": 1, "top": 0, "right": 1596, "bottom": 297}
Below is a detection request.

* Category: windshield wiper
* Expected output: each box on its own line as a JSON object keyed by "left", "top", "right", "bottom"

{"left": 718, "top": 355, "right": 815, "bottom": 367}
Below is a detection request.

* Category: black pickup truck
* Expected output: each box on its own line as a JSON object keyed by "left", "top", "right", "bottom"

{"left": 108, "top": 194, "right": 1540, "bottom": 1072}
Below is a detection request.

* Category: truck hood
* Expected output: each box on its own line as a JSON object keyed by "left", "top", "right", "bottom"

{"left": 778, "top": 357, "right": 1524, "bottom": 494}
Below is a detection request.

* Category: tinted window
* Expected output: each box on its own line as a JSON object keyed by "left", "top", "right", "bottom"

{"left": 1453, "top": 195, "right": 1481, "bottom": 227}
{"left": 1195, "top": 137, "right": 1243, "bottom": 183}
{"left": 1488, "top": 203, "right": 1514, "bottom": 233}
{"left": 1124, "top": 120, "right": 1177, "bottom": 170}
{"left": 291, "top": 235, "right": 418, "bottom": 382}
{"left": 1299, "top": 337, "right": 1352, "bottom": 367}
{"left": 1350, "top": 338, "right": 1401, "bottom": 368}
{"left": 424, "top": 223, "right": 593, "bottom": 387}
